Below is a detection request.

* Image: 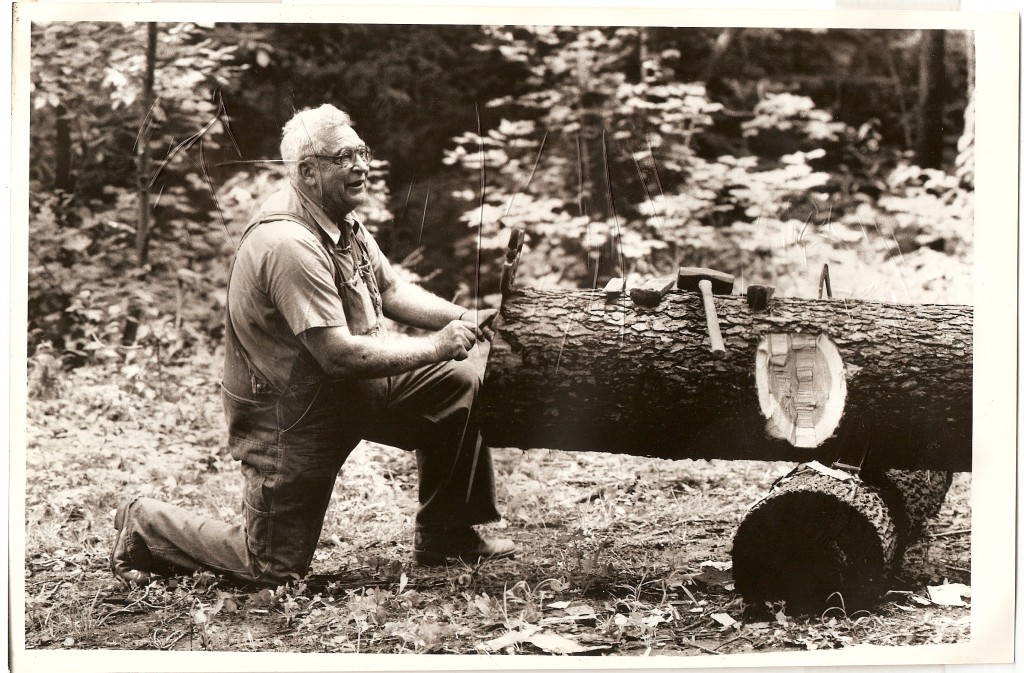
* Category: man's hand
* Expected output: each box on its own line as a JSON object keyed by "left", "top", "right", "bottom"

{"left": 432, "top": 320, "right": 479, "bottom": 361}
{"left": 457, "top": 308, "right": 499, "bottom": 342}
{"left": 472, "top": 308, "right": 499, "bottom": 342}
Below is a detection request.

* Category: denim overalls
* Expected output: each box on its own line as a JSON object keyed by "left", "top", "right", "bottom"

{"left": 220, "top": 206, "right": 391, "bottom": 582}
{"left": 117, "top": 192, "right": 501, "bottom": 587}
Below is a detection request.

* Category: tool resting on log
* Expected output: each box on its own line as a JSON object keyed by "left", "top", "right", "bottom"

{"left": 480, "top": 288, "right": 972, "bottom": 472}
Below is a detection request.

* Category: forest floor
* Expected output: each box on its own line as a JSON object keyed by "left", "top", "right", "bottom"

{"left": 20, "top": 353, "right": 971, "bottom": 657}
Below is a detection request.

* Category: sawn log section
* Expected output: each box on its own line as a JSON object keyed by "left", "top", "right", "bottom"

{"left": 480, "top": 288, "right": 972, "bottom": 471}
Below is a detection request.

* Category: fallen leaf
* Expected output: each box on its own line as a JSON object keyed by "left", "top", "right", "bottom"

{"left": 249, "top": 588, "right": 276, "bottom": 609}
{"left": 711, "top": 613, "right": 738, "bottom": 628}
{"left": 566, "top": 604, "right": 597, "bottom": 618}
{"left": 527, "top": 631, "right": 590, "bottom": 655}
{"left": 546, "top": 600, "right": 572, "bottom": 610}
{"left": 700, "top": 560, "right": 732, "bottom": 571}
{"left": 642, "top": 614, "right": 669, "bottom": 627}
{"left": 927, "top": 583, "right": 971, "bottom": 607}
{"left": 479, "top": 626, "right": 541, "bottom": 652}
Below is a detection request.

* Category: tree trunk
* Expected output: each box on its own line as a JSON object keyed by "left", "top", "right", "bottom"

{"left": 54, "top": 104, "right": 73, "bottom": 193}
{"left": 915, "top": 30, "right": 946, "bottom": 169}
{"left": 480, "top": 288, "right": 972, "bottom": 471}
{"left": 625, "top": 27, "right": 646, "bottom": 84}
{"left": 732, "top": 465, "right": 952, "bottom": 611}
{"left": 135, "top": 22, "right": 158, "bottom": 267}
{"left": 955, "top": 31, "right": 975, "bottom": 189}
{"left": 702, "top": 28, "right": 740, "bottom": 88}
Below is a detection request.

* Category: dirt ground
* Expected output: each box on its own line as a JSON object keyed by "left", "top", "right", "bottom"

{"left": 20, "top": 361, "right": 971, "bottom": 656}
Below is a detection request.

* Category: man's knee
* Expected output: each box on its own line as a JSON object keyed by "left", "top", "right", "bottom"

{"left": 449, "top": 356, "right": 483, "bottom": 394}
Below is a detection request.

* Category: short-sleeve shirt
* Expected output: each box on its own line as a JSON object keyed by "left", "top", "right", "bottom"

{"left": 227, "top": 183, "right": 399, "bottom": 392}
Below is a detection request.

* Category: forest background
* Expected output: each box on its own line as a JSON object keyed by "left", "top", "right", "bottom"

{"left": 20, "top": 20, "right": 984, "bottom": 655}
{"left": 28, "top": 23, "right": 974, "bottom": 369}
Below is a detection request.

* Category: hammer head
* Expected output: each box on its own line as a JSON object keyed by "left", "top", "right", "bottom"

{"left": 676, "top": 267, "right": 734, "bottom": 294}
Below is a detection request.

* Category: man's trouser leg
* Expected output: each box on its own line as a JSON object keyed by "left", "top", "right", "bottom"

{"left": 115, "top": 496, "right": 251, "bottom": 582}
{"left": 367, "top": 355, "right": 501, "bottom": 528}
{"left": 116, "top": 384, "right": 360, "bottom": 586}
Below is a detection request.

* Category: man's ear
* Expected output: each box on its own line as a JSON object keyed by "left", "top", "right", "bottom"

{"left": 298, "top": 158, "right": 318, "bottom": 186}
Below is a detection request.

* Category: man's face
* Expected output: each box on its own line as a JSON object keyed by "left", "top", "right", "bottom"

{"left": 304, "top": 125, "right": 370, "bottom": 218}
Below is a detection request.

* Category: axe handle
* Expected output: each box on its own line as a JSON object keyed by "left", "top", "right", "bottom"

{"left": 698, "top": 279, "right": 726, "bottom": 353}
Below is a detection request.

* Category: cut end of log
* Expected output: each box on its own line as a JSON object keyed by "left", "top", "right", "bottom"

{"left": 755, "top": 332, "right": 847, "bottom": 448}
{"left": 732, "top": 470, "right": 896, "bottom": 612}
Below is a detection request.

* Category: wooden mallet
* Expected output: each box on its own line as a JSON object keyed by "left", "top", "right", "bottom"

{"left": 677, "top": 267, "right": 734, "bottom": 353}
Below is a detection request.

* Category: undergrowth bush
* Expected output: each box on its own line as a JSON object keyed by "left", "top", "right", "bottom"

{"left": 443, "top": 72, "right": 971, "bottom": 302}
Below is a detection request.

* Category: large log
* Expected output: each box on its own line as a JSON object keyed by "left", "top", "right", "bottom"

{"left": 480, "top": 288, "right": 972, "bottom": 471}
{"left": 731, "top": 464, "right": 953, "bottom": 610}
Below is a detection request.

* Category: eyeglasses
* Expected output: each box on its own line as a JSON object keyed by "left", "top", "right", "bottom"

{"left": 309, "top": 146, "right": 372, "bottom": 169}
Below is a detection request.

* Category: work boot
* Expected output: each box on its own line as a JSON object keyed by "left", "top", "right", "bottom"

{"left": 413, "top": 526, "right": 515, "bottom": 566}
{"left": 110, "top": 499, "right": 154, "bottom": 587}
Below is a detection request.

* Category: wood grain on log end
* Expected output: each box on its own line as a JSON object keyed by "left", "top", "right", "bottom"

{"left": 732, "top": 469, "right": 896, "bottom": 612}
{"left": 755, "top": 332, "right": 847, "bottom": 448}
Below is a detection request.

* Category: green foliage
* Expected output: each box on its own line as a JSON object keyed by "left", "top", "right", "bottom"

{"left": 28, "top": 185, "right": 232, "bottom": 363}
{"left": 28, "top": 24, "right": 974, "bottom": 369}
{"left": 441, "top": 26, "right": 972, "bottom": 305}
{"left": 29, "top": 21, "right": 251, "bottom": 361}
{"left": 31, "top": 21, "right": 247, "bottom": 200}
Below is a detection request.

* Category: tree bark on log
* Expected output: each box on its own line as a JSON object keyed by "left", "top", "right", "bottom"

{"left": 481, "top": 288, "right": 972, "bottom": 471}
{"left": 732, "top": 465, "right": 952, "bottom": 610}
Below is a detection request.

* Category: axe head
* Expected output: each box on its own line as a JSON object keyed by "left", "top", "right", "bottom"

{"left": 677, "top": 267, "right": 734, "bottom": 294}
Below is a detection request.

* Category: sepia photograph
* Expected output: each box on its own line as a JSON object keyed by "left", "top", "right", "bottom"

{"left": 10, "top": 3, "right": 1018, "bottom": 671}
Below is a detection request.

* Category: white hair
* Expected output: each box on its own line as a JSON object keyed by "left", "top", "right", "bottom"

{"left": 280, "top": 105, "right": 353, "bottom": 177}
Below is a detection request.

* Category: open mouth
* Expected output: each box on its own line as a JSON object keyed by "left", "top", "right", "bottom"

{"left": 347, "top": 180, "right": 365, "bottom": 191}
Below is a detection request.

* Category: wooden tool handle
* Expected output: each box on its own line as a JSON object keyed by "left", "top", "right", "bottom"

{"left": 699, "top": 279, "right": 726, "bottom": 353}
{"left": 499, "top": 228, "right": 525, "bottom": 301}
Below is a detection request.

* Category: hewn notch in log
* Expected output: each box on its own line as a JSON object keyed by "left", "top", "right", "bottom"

{"left": 756, "top": 332, "right": 847, "bottom": 448}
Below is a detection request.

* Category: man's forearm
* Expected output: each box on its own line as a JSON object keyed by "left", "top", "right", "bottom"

{"left": 302, "top": 328, "right": 442, "bottom": 379}
{"left": 382, "top": 282, "right": 466, "bottom": 331}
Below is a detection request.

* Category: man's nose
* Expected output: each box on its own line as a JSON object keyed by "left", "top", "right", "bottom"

{"left": 352, "top": 154, "right": 370, "bottom": 172}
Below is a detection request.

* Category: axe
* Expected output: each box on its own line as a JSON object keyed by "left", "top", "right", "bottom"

{"left": 677, "top": 267, "right": 734, "bottom": 354}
